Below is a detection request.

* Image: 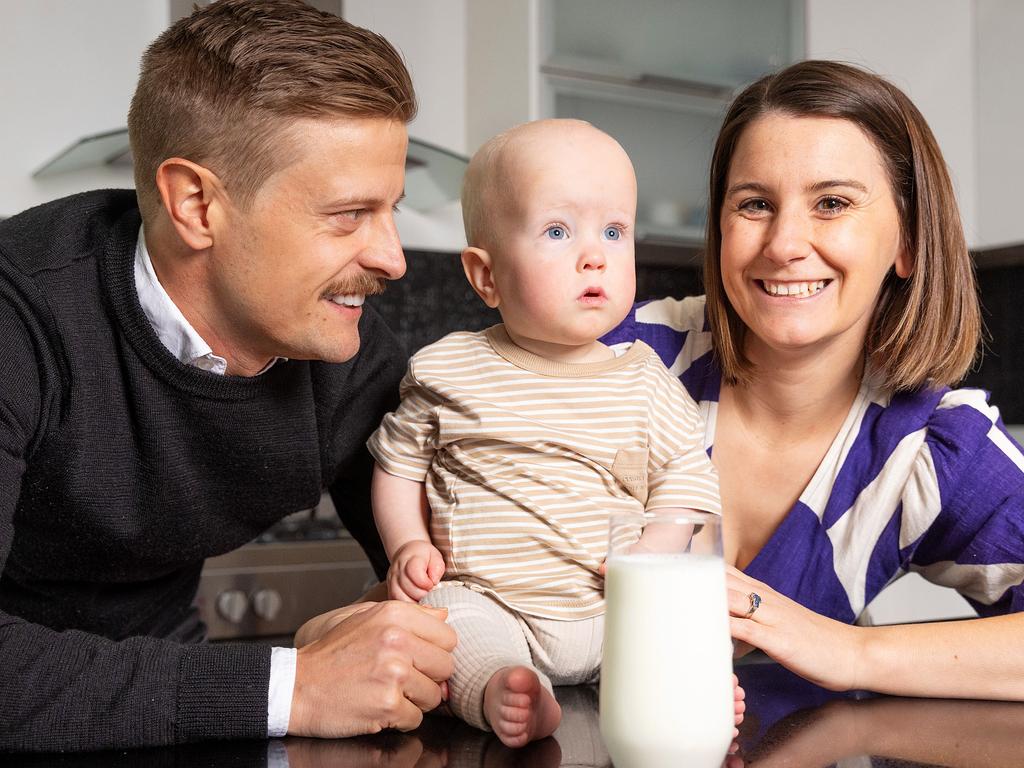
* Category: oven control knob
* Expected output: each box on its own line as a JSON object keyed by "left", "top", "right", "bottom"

{"left": 252, "top": 588, "right": 283, "bottom": 621}
{"left": 216, "top": 589, "right": 249, "bottom": 624}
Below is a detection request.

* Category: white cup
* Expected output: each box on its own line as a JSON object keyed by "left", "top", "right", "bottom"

{"left": 600, "top": 510, "right": 734, "bottom": 768}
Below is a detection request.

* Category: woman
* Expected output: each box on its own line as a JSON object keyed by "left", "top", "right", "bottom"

{"left": 606, "top": 60, "right": 1024, "bottom": 698}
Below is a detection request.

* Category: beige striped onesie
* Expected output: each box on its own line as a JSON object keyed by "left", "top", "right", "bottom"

{"left": 367, "top": 325, "right": 720, "bottom": 728}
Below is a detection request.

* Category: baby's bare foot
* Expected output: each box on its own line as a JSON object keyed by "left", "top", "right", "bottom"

{"left": 482, "top": 666, "right": 561, "bottom": 748}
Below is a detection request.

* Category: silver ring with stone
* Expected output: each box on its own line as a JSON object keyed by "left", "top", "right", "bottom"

{"left": 744, "top": 592, "right": 762, "bottom": 618}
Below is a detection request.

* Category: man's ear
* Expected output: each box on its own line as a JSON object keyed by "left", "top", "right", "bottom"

{"left": 461, "top": 246, "right": 501, "bottom": 308}
{"left": 154, "top": 158, "right": 226, "bottom": 251}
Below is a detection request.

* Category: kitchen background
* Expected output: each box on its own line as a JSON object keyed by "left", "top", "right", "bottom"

{"left": 2, "top": 0, "right": 1022, "bottom": 634}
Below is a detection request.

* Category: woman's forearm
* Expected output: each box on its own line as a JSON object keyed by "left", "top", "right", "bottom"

{"left": 854, "top": 613, "right": 1024, "bottom": 699}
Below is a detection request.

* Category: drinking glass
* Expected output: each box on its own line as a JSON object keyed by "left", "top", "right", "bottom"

{"left": 600, "top": 510, "right": 733, "bottom": 768}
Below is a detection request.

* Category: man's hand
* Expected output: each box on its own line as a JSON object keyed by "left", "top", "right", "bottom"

{"left": 288, "top": 601, "right": 456, "bottom": 738}
{"left": 388, "top": 540, "right": 445, "bottom": 602}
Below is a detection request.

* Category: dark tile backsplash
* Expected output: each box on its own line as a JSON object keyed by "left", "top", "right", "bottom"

{"left": 372, "top": 247, "right": 1024, "bottom": 424}
{"left": 368, "top": 249, "right": 500, "bottom": 355}
{"left": 965, "top": 257, "right": 1024, "bottom": 424}
{"left": 368, "top": 249, "right": 705, "bottom": 356}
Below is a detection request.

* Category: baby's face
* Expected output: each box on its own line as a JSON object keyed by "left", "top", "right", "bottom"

{"left": 488, "top": 125, "right": 637, "bottom": 351}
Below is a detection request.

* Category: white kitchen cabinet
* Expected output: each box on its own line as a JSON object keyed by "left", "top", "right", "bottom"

{"left": 467, "top": 0, "right": 803, "bottom": 246}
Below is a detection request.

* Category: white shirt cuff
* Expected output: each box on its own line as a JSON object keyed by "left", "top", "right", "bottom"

{"left": 267, "top": 646, "right": 297, "bottom": 737}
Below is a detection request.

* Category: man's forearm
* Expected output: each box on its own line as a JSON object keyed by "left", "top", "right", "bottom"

{"left": 0, "top": 611, "right": 270, "bottom": 751}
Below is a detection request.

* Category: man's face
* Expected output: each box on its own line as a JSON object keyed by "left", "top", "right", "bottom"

{"left": 208, "top": 117, "right": 408, "bottom": 370}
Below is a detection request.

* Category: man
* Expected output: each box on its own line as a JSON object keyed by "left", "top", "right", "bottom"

{"left": 0, "top": 0, "right": 454, "bottom": 751}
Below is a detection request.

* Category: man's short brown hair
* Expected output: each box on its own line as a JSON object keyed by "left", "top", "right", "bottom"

{"left": 128, "top": 0, "right": 416, "bottom": 222}
{"left": 705, "top": 60, "right": 981, "bottom": 391}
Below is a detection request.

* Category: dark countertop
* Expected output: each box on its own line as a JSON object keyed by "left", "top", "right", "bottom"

{"left": 6, "top": 661, "right": 1024, "bottom": 767}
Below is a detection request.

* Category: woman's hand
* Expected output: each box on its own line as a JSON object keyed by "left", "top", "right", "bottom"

{"left": 389, "top": 540, "right": 446, "bottom": 602}
{"left": 726, "top": 567, "right": 863, "bottom": 692}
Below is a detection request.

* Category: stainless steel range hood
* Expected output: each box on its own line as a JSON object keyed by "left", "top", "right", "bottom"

{"left": 33, "top": 129, "right": 135, "bottom": 177}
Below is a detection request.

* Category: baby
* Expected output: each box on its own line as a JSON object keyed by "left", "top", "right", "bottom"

{"left": 367, "top": 119, "right": 723, "bottom": 746}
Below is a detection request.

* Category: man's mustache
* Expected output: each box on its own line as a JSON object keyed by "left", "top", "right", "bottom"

{"left": 323, "top": 273, "right": 388, "bottom": 298}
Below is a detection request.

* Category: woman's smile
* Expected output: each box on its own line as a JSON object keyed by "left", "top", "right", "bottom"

{"left": 756, "top": 279, "right": 831, "bottom": 298}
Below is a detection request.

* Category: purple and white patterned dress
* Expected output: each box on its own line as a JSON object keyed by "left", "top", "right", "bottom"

{"left": 603, "top": 295, "right": 1024, "bottom": 622}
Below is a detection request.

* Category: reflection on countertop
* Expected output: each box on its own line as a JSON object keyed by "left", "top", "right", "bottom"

{"left": 739, "top": 664, "right": 1024, "bottom": 768}
{"left": 7, "top": 662, "right": 1024, "bottom": 767}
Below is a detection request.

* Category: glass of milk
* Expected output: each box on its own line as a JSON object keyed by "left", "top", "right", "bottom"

{"left": 600, "top": 510, "right": 734, "bottom": 768}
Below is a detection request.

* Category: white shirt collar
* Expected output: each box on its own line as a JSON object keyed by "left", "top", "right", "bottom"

{"left": 134, "top": 227, "right": 283, "bottom": 375}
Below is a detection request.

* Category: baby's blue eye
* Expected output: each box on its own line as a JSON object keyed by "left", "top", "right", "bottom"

{"left": 546, "top": 226, "right": 567, "bottom": 240}
{"left": 604, "top": 227, "right": 620, "bottom": 240}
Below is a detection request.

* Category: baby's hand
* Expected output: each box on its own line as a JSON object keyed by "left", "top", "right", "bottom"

{"left": 388, "top": 540, "right": 445, "bottom": 602}
{"left": 598, "top": 538, "right": 664, "bottom": 576}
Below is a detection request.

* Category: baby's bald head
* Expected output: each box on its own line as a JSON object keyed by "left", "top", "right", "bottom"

{"left": 461, "top": 119, "right": 634, "bottom": 250}
{"left": 458, "top": 119, "right": 638, "bottom": 351}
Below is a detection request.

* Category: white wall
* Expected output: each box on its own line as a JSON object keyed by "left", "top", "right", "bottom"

{"left": 0, "top": 1, "right": 168, "bottom": 217}
{"left": 343, "top": 0, "right": 468, "bottom": 155}
{"left": 975, "top": 0, "right": 1024, "bottom": 249}
{"left": 805, "top": 0, "right": 979, "bottom": 245}
{"left": 465, "top": 0, "right": 542, "bottom": 154}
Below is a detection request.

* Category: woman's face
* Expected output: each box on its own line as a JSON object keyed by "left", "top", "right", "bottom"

{"left": 719, "top": 113, "right": 912, "bottom": 365}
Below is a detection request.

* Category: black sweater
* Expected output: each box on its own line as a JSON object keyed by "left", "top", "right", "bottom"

{"left": 0, "top": 190, "right": 402, "bottom": 751}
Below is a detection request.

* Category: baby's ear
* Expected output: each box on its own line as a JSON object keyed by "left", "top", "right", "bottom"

{"left": 461, "top": 247, "right": 501, "bottom": 308}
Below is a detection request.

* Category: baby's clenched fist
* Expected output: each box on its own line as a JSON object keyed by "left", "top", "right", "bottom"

{"left": 388, "top": 540, "right": 446, "bottom": 602}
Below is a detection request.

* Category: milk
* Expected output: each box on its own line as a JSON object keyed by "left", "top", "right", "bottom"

{"left": 600, "top": 554, "right": 733, "bottom": 768}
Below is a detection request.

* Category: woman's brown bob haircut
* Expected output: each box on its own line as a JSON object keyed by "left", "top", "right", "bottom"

{"left": 705, "top": 60, "right": 980, "bottom": 391}
{"left": 127, "top": 0, "right": 416, "bottom": 223}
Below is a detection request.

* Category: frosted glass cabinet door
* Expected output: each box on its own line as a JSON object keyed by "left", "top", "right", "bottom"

{"left": 547, "top": 0, "right": 799, "bottom": 88}
{"left": 467, "top": 0, "right": 803, "bottom": 250}
{"left": 545, "top": 0, "right": 802, "bottom": 247}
